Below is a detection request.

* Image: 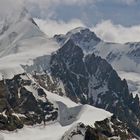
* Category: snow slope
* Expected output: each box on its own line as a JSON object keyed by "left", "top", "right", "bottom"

{"left": 0, "top": 37, "right": 59, "bottom": 79}
{"left": 0, "top": 86, "right": 112, "bottom": 140}
{"left": 0, "top": 9, "right": 60, "bottom": 80}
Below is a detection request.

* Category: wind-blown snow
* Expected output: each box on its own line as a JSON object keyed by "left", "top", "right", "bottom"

{"left": 0, "top": 38, "right": 59, "bottom": 79}
{"left": 0, "top": 13, "right": 60, "bottom": 80}
{"left": 57, "top": 28, "right": 140, "bottom": 74}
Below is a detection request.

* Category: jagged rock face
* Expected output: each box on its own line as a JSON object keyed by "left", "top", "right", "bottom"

{"left": 50, "top": 40, "right": 89, "bottom": 102}
{"left": 62, "top": 116, "right": 136, "bottom": 140}
{"left": 32, "top": 73, "right": 65, "bottom": 97}
{"left": 0, "top": 73, "right": 58, "bottom": 131}
{"left": 54, "top": 27, "right": 101, "bottom": 51}
{"left": 48, "top": 40, "right": 140, "bottom": 136}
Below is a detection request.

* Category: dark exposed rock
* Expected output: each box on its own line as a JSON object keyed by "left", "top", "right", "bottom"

{"left": 0, "top": 74, "right": 58, "bottom": 131}
{"left": 50, "top": 40, "right": 88, "bottom": 102}
{"left": 48, "top": 39, "right": 140, "bottom": 136}
{"left": 33, "top": 73, "right": 65, "bottom": 96}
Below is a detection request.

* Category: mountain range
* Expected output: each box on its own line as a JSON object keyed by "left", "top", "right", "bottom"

{"left": 0, "top": 8, "right": 139, "bottom": 140}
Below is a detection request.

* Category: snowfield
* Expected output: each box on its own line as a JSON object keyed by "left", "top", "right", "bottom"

{"left": 0, "top": 89, "right": 112, "bottom": 140}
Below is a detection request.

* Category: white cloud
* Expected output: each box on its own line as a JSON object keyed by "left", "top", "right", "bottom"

{"left": 35, "top": 18, "right": 140, "bottom": 43}
{"left": 93, "top": 20, "right": 140, "bottom": 43}
{"left": 34, "top": 18, "right": 85, "bottom": 37}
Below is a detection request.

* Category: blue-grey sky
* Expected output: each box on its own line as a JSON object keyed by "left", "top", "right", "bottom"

{"left": 25, "top": 0, "right": 140, "bottom": 26}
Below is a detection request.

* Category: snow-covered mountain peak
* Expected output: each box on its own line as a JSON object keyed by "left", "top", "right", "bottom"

{"left": 66, "top": 27, "right": 101, "bottom": 42}
{"left": 0, "top": 5, "right": 60, "bottom": 80}
{"left": 55, "top": 27, "right": 140, "bottom": 74}
{"left": 0, "top": 6, "right": 38, "bottom": 36}
{"left": 66, "top": 27, "right": 89, "bottom": 35}
{"left": 0, "top": 14, "right": 44, "bottom": 56}
{"left": 54, "top": 27, "right": 101, "bottom": 52}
